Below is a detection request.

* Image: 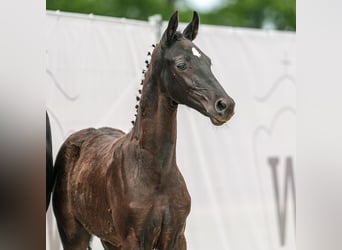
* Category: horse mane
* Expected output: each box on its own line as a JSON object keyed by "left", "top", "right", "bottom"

{"left": 131, "top": 32, "right": 185, "bottom": 125}
{"left": 131, "top": 43, "right": 156, "bottom": 126}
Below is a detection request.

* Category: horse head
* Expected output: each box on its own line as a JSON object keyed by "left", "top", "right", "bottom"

{"left": 152, "top": 11, "right": 235, "bottom": 126}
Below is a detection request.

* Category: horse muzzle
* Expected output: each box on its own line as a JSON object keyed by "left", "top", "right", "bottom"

{"left": 209, "top": 97, "right": 235, "bottom": 126}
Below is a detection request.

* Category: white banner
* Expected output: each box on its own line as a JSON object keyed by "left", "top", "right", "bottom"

{"left": 46, "top": 11, "right": 295, "bottom": 250}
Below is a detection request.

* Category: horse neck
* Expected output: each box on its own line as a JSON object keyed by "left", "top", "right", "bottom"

{"left": 131, "top": 67, "right": 178, "bottom": 169}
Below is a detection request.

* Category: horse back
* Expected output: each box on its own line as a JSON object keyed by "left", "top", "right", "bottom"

{"left": 54, "top": 127, "right": 123, "bottom": 169}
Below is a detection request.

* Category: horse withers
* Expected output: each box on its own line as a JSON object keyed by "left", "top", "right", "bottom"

{"left": 53, "top": 11, "right": 235, "bottom": 250}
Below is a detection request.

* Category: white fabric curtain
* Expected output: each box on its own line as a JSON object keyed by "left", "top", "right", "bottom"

{"left": 46, "top": 11, "right": 296, "bottom": 250}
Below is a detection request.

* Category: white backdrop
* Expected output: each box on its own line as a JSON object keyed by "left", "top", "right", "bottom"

{"left": 46, "top": 11, "right": 296, "bottom": 250}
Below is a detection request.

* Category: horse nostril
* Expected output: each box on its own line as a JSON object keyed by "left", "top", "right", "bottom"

{"left": 215, "top": 98, "right": 228, "bottom": 113}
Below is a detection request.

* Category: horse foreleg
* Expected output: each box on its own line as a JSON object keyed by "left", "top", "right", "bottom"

{"left": 120, "top": 228, "right": 155, "bottom": 250}
{"left": 157, "top": 230, "right": 187, "bottom": 250}
{"left": 101, "top": 239, "right": 121, "bottom": 250}
{"left": 174, "top": 234, "right": 187, "bottom": 250}
{"left": 157, "top": 235, "right": 186, "bottom": 250}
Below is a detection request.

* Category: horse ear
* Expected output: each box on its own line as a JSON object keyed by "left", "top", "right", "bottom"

{"left": 183, "top": 11, "right": 199, "bottom": 41}
{"left": 161, "top": 11, "right": 179, "bottom": 46}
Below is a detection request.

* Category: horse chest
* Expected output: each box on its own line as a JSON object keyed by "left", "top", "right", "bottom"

{"left": 130, "top": 182, "right": 191, "bottom": 222}
{"left": 125, "top": 190, "right": 190, "bottom": 238}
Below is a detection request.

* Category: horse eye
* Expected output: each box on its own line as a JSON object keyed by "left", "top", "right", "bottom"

{"left": 176, "top": 62, "right": 187, "bottom": 71}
